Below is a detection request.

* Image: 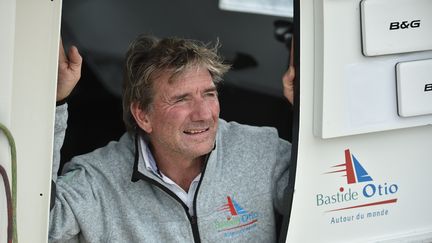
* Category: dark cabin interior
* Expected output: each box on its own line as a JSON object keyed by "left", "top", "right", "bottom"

{"left": 60, "top": 0, "right": 294, "bottom": 164}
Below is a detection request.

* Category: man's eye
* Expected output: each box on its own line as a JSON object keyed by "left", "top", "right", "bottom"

{"left": 175, "top": 98, "right": 185, "bottom": 103}
{"left": 173, "top": 96, "right": 190, "bottom": 104}
{"left": 205, "top": 92, "right": 218, "bottom": 97}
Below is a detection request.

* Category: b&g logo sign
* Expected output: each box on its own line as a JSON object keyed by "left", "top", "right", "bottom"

{"left": 389, "top": 20, "right": 421, "bottom": 30}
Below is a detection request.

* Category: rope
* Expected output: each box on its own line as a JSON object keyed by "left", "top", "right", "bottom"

{"left": 0, "top": 123, "right": 18, "bottom": 243}
{"left": 0, "top": 164, "right": 12, "bottom": 243}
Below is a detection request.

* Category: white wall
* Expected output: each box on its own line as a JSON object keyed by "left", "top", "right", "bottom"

{"left": 286, "top": 0, "right": 432, "bottom": 242}
{"left": 0, "top": 0, "right": 16, "bottom": 241}
{"left": 0, "top": 0, "right": 62, "bottom": 242}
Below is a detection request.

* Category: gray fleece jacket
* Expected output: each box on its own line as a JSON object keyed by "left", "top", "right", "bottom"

{"left": 49, "top": 104, "right": 291, "bottom": 242}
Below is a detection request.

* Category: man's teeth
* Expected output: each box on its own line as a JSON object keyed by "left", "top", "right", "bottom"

{"left": 185, "top": 128, "right": 208, "bottom": 134}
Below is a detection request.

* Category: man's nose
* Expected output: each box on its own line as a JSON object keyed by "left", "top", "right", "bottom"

{"left": 190, "top": 98, "right": 212, "bottom": 121}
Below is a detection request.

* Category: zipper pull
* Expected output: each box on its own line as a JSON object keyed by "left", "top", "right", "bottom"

{"left": 191, "top": 215, "right": 197, "bottom": 225}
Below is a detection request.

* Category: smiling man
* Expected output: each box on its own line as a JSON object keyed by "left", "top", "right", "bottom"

{"left": 49, "top": 35, "right": 294, "bottom": 242}
{"left": 131, "top": 65, "right": 220, "bottom": 192}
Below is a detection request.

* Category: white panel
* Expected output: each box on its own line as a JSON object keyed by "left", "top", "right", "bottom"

{"left": 0, "top": 0, "right": 15, "bottom": 126}
{"left": 286, "top": 0, "right": 432, "bottom": 242}
{"left": 0, "top": 1, "right": 16, "bottom": 242}
{"left": 312, "top": 0, "right": 432, "bottom": 139}
{"left": 361, "top": 0, "right": 432, "bottom": 56}
{"left": 396, "top": 59, "right": 432, "bottom": 117}
{"left": 0, "top": 0, "right": 62, "bottom": 242}
{"left": 219, "top": 0, "right": 293, "bottom": 18}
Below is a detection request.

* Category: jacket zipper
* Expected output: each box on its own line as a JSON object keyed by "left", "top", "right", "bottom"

{"left": 131, "top": 133, "right": 210, "bottom": 242}
{"left": 133, "top": 155, "right": 210, "bottom": 243}
{"left": 189, "top": 153, "right": 210, "bottom": 243}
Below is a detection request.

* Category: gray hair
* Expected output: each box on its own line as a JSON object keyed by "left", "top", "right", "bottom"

{"left": 122, "top": 35, "right": 231, "bottom": 133}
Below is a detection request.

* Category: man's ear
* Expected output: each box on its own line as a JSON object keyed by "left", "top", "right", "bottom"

{"left": 130, "top": 102, "right": 152, "bottom": 133}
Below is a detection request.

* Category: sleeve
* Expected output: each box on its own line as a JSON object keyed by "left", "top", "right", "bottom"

{"left": 49, "top": 103, "right": 80, "bottom": 242}
{"left": 49, "top": 159, "right": 101, "bottom": 242}
{"left": 50, "top": 104, "right": 96, "bottom": 242}
{"left": 50, "top": 104, "right": 114, "bottom": 242}
{"left": 52, "top": 103, "right": 68, "bottom": 182}
{"left": 272, "top": 138, "right": 293, "bottom": 215}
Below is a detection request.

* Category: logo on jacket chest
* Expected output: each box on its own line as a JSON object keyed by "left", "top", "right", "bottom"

{"left": 214, "top": 196, "right": 259, "bottom": 238}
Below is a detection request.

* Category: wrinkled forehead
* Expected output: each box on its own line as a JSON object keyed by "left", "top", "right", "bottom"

{"left": 152, "top": 64, "right": 213, "bottom": 86}
{"left": 170, "top": 65, "right": 212, "bottom": 84}
{"left": 144, "top": 64, "right": 216, "bottom": 109}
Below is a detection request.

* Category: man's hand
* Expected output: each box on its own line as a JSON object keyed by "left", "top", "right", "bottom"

{"left": 283, "top": 66, "right": 295, "bottom": 105}
{"left": 282, "top": 40, "right": 295, "bottom": 105}
{"left": 57, "top": 39, "right": 82, "bottom": 101}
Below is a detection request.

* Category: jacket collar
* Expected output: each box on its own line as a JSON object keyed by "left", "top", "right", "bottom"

{"left": 131, "top": 131, "right": 217, "bottom": 183}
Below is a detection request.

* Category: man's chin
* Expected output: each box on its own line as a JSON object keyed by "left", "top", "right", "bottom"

{"left": 186, "top": 141, "right": 215, "bottom": 158}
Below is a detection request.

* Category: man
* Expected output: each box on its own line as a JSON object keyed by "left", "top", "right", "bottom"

{"left": 50, "top": 35, "right": 295, "bottom": 242}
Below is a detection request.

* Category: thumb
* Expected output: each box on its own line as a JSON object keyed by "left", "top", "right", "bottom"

{"left": 68, "top": 46, "right": 82, "bottom": 71}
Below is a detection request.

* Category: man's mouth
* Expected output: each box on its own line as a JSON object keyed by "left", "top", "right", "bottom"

{"left": 184, "top": 128, "right": 210, "bottom": 135}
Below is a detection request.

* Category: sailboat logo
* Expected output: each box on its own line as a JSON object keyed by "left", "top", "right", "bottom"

{"left": 215, "top": 196, "right": 259, "bottom": 237}
{"left": 326, "top": 149, "right": 373, "bottom": 184}
{"left": 218, "top": 196, "right": 248, "bottom": 219}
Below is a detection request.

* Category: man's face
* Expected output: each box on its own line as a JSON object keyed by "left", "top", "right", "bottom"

{"left": 138, "top": 66, "right": 220, "bottom": 161}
